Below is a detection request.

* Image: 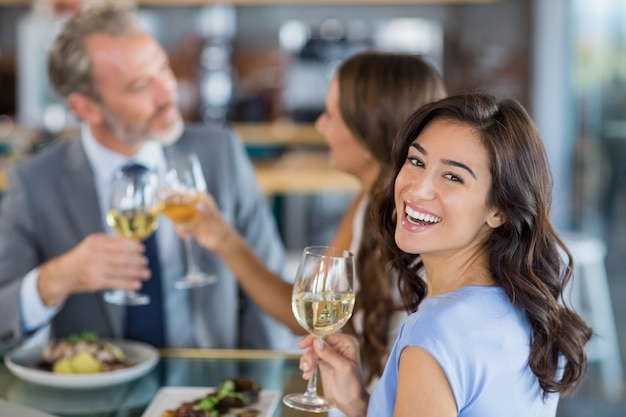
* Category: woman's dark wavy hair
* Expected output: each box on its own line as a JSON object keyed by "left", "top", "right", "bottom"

{"left": 372, "top": 92, "right": 592, "bottom": 395}
{"left": 336, "top": 50, "right": 446, "bottom": 384}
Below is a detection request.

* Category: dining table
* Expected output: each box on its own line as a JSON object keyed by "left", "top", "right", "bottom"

{"left": 0, "top": 348, "right": 329, "bottom": 417}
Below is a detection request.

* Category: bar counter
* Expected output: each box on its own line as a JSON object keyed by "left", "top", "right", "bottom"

{"left": 0, "top": 348, "right": 323, "bottom": 417}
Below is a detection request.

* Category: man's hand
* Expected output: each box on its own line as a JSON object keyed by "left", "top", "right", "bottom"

{"left": 37, "top": 233, "right": 150, "bottom": 307}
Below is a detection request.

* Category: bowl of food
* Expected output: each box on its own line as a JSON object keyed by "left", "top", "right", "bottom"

{"left": 4, "top": 332, "right": 159, "bottom": 389}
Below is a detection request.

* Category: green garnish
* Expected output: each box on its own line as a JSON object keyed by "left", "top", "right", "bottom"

{"left": 217, "top": 380, "right": 235, "bottom": 397}
{"left": 197, "top": 379, "right": 250, "bottom": 412}
{"left": 197, "top": 395, "right": 219, "bottom": 410}
{"left": 67, "top": 331, "right": 99, "bottom": 343}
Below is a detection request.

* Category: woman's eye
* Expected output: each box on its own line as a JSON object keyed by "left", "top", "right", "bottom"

{"left": 444, "top": 173, "right": 464, "bottom": 184}
{"left": 407, "top": 156, "right": 424, "bottom": 167}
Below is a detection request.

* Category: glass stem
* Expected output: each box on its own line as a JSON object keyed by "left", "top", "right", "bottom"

{"left": 304, "top": 351, "right": 320, "bottom": 398}
{"left": 182, "top": 230, "right": 199, "bottom": 274}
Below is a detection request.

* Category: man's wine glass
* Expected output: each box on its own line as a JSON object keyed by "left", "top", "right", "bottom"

{"left": 160, "top": 153, "right": 217, "bottom": 289}
{"left": 283, "top": 245, "right": 356, "bottom": 413}
{"left": 103, "top": 165, "right": 160, "bottom": 305}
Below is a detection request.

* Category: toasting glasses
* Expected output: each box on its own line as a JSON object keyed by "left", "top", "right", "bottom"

{"left": 103, "top": 165, "right": 160, "bottom": 305}
{"left": 159, "top": 153, "right": 217, "bottom": 289}
{"left": 283, "top": 245, "right": 356, "bottom": 413}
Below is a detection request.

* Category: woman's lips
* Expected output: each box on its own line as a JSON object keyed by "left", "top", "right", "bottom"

{"left": 400, "top": 202, "right": 441, "bottom": 232}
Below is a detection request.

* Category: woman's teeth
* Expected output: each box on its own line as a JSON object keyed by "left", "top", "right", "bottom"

{"left": 405, "top": 206, "right": 441, "bottom": 225}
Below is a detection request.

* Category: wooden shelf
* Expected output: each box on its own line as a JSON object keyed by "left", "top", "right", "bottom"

{"left": 0, "top": 124, "right": 354, "bottom": 196}
{"left": 142, "top": 0, "right": 497, "bottom": 4}
{"left": 0, "top": 0, "right": 498, "bottom": 5}
{"left": 233, "top": 122, "right": 324, "bottom": 147}
{"left": 0, "top": 150, "right": 359, "bottom": 196}
{"left": 233, "top": 123, "right": 361, "bottom": 195}
{"left": 253, "top": 150, "right": 360, "bottom": 195}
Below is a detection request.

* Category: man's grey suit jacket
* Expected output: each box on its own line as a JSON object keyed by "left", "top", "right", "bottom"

{"left": 0, "top": 123, "right": 292, "bottom": 353}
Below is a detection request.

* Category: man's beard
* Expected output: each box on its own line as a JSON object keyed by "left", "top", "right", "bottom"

{"left": 101, "top": 104, "right": 184, "bottom": 146}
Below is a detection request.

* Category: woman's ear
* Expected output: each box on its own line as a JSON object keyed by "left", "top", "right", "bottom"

{"left": 487, "top": 210, "right": 505, "bottom": 229}
{"left": 67, "top": 92, "right": 103, "bottom": 125}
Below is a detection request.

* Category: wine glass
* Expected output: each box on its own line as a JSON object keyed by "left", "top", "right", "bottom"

{"left": 103, "top": 165, "right": 160, "bottom": 305}
{"left": 283, "top": 245, "right": 356, "bottom": 413}
{"left": 160, "top": 153, "right": 217, "bottom": 289}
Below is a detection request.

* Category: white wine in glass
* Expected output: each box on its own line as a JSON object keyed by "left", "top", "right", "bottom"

{"left": 160, "top": 153, "right": 217, "bottom": 289}
{"left": 283, "top": 245, "right": 356, "bottom": 413}
{"left": 104, "top": 165, "right": 160, "bottom": 306}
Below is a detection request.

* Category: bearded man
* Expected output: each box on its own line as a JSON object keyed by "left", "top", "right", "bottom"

{"left": 0, "top": 3, "right": 293, "bottom": 354}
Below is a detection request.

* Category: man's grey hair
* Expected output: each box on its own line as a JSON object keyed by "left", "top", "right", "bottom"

{"left": 47, "top": 3, "right": 142, "bottom": 101}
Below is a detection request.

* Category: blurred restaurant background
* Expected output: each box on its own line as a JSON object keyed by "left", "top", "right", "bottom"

{"left": 0, "top": 0, "right": 625, "bottom": 415}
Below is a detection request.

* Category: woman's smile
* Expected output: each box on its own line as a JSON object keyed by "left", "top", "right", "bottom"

{"left": 400, "top": 202, "right": 442, "bottom": 233}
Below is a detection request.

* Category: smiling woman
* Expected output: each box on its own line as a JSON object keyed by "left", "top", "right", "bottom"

{"left": 393, "top": 119, "right": 503, "bottom": 275}
{"left": 295, "top": 93, "right": 592, "bottom": 417}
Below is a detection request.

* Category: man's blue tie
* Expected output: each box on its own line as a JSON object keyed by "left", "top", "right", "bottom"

{"left": 121, "top": 163, "right": 166, "bottom": 348}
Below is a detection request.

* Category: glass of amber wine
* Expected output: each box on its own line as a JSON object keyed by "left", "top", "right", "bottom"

{"left": 283, "top": 245, "right": 356, "bottom": 413}
{"left": 103, "top": 165, "right": 160, "bottom": 305}
{"left": 160, "top": 153, "right": 217, "bottom": 289}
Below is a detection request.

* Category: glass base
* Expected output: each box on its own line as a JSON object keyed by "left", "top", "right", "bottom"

{"left": 282, "top": 392, "right": 335, "bottom": 413}
{"left": 103, "top": 289, "right": 150, "bottom": 306}
{"left": 174, "top": 271, "right": 217, "bottom": 290}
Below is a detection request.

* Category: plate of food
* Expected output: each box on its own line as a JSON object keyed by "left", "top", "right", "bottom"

{"left": 4, "top": 332, "right": 159, "bottom": 389}
{"left": 141, "top": 377, "right": 279, "bottom": 417}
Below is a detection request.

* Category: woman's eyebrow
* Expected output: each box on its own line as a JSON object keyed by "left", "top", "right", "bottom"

{"left": 411, "top": 142, "right": 476, "bottom": 179}
{"left": 410, "top": 142, "right": 426, "bottom": 154}
{"left": 442, "top": 159, "right": 476, "bottom": 179}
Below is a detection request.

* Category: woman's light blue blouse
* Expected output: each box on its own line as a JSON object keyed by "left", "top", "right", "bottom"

{"left": 368, "top": 286, "right": 558, "bottom": 417}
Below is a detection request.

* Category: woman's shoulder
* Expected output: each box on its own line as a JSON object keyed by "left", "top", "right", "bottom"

{"left": 399, "top": 286, "right": 527, "bottom": 346}
{"left": 417, "top": 285, "right": 509, "bottom": 315}
{"left": 387, "top": 291, "right": 553, "bottom": 417}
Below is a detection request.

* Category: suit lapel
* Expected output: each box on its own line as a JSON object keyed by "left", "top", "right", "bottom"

{"left": 58, "top": 138, "right": 124, "bottom": 338}
{"left": 59, "top": 139, "right": 102, "bottom": 238}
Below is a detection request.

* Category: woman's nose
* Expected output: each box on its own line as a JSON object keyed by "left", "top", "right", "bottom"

{"left": 406, "top": 173, "right": 437, "bottom": 200}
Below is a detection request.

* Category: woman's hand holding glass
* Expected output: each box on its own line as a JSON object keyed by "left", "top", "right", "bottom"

{"left": 159, "top": 153, "right": 217, "bottom": 289}
{"left": 299, "top": 333, "right": 370, "bottom": 417}
{"left": 283, "top": 245, "right": 356, "bottom": 413}
{"left": 177, "top": 193, "right": 232, "bottom": 254}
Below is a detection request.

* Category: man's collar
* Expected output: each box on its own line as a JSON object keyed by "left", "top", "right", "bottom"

{"left": 80, "top": 123, "right": 166, "bottom": 185}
